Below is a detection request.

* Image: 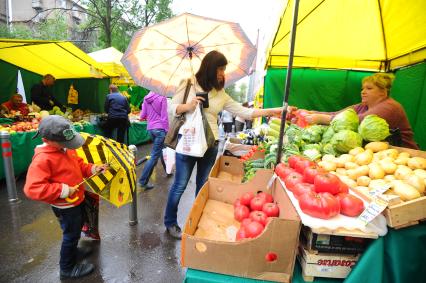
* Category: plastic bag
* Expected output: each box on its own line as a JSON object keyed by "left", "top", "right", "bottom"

{"left": 162, "top": 147, "right": 175, "bottom": 174}
{"left": 176, "top": 106, "right": 208, "bottom": 157}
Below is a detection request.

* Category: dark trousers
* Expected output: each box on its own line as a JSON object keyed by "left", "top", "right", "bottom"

{"left": 104, "top": 117, "right": 129, "bottom": 144}
{"left": 52, "top": 202, "right": 84, "bottom": 271}
{"left": 139, "top": 129, "right": 167, "bottom": 185}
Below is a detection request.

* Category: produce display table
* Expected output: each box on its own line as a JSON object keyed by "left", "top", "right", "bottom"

{"left": 0, "top": 121, "right": 150, "bottom": 179}
{"left": 184, "top": 221, "right": 426, "bottom": 283}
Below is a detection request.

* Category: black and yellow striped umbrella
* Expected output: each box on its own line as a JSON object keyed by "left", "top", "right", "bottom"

{"left": 76, "top": 133, "right": 136, "bottom": 207}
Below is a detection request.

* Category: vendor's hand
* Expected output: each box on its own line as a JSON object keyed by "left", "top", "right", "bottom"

{"left": 269, "top": 107, "right": 283, "bottom": 118}
{"left": 49, "top": 100, "right": 54, "bottom": 106}
{"left": 287, "top": 105, "right": 298, "bottom": 115}
{"left": 186, "top": 96, "right": 203, "bottom": 112}
{"left": 304, "top": 113, "right": 327, "bottom": 125}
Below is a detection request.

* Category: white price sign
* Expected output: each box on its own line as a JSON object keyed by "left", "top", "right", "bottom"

{"left": 358, "top": 197, "right": 388, "bottom": 225}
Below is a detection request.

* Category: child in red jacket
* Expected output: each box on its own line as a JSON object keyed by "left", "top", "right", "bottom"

{"left": 24, "top": 115, "right": 107, "bottom": 280}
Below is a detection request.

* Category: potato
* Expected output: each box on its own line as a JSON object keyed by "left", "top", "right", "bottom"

{"left": 407, "top": 157, "right": 426, "bottom": 170}
{"left": 346, "top": 169, "right": 361, "bottom": 180}
{"left": 318, "top": 161, "right": 337, "bottom": 172}
{"left": 354, "top": 151, "right": 373, "bottom": 165}
{"left": 368, "top": 163, "right": 385, "bottom": 180}
{"left": 391, "top": 181, "right": 421, "bottom": 201}
{"left": 357, "top": 176, "right": 371, "bottom": 187}
{"left": 349, "top": 147, "right": 365, "bottom": 156}
{"left": 379, "top": 160, "right": 397, "bottom": 174}
{"left": 355, "top": 186, "right": 370, "bottom": 195}
{"left": 335, "top": 155, "right": 353, "bottom": 168}
{"left": 369, "top": 179, "right": 389, "bottom": 191}
{"left": 394, "top": 157, "right": 409, "bottom": 166}
{"left": 322, "top": 154, "right": 336, "bottom": 162}
{"left": 345, "top": 162, "right": 359, "bottom": 170}
{"left": 384, "top": 175, "right": 397, "bottom": 183}
{"left": 339, "top": 176, "right": 357, "bottom": 188}
{"left": 357, "top": 165, "right": 370, "bottom": 176}
{"left": 365, "top": 141, "right": 389, "bottom": 152}
{"left": 398, "top": 152, "right": 411, "bottom": 159}
{"left": 394, "top": 166, "right": 413, "bottom": 180}
{"left": 335, "top": 168, "right": 347, "bottom": 176}
{"left": 414, "top": 169, "right": 426, "bottom": 179}
{"left": 404, "top": 174, "right": 425, "bottom": 194}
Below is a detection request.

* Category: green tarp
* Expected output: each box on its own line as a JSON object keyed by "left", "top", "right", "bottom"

{"left": 119, "top": 85, "right": 149, "bottom": 108}
{"left": 264, "top": 62, "right": 426, "bottom": 149}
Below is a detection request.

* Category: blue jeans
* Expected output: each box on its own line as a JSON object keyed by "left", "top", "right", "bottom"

{"left": 164, "top": 143, "right": 218, "bottom": 228}
{"left": 52, "top": 202, "right": 84, "bottom": 271}
{"left": 139, "top": 129, "right": 166, "bottom": 185}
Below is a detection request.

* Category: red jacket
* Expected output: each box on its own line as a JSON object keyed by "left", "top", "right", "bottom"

{"left": 24, "top": 144, "right": 95, "bottom": 208}
{"left": 2, "top": 101, "right": 30, "bottom": 115}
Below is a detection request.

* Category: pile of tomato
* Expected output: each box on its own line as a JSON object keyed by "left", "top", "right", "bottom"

{"left": 233, "top": 191, "right": 280, "bottom": 240}
{"left": 275, "top": 155, "right": 365, "bottom": 219}
{"left": 238, "top": 145, "right": 265, "bottom": 162}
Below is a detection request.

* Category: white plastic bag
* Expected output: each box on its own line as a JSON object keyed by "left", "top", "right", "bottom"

{"left": 162, "top": 147, "right": 175, "bottom": 174}
{"left": 176, "top": 107, "right": 208, "bottom": 157}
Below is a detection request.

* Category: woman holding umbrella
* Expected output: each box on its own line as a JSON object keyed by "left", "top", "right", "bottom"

{"left": 164, "top": 50, "right": 282, "bottom": 239}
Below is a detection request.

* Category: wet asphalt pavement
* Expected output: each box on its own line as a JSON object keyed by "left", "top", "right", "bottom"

{"left": 0, "top": 143, "right": 199, "bottom": 283}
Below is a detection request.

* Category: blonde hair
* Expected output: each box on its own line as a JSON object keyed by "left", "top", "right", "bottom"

{"left": 362, "top": 73, "right": 395, "bottom": 94}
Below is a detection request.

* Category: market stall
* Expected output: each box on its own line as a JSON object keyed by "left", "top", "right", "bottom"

{"left": 0, "top": 39, "right": 151, "bottom": 180}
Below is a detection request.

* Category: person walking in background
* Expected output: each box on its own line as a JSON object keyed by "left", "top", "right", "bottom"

{"left": 30, "top": 74, "right": 65, "bottom": 111}
{"left": 164, "top": 50, "right": 282, "bottom": 239}
{"left": 104, "top": 84, "right": 130, "bottom": 144}
{"left": 221, "top": 109, "right": 234, "bottom": 134}
{"left": 138, "top": 91, "right": 169, "bottom": 191}
{"left": 23, "top": 115, "right": 107, "bottom": 279}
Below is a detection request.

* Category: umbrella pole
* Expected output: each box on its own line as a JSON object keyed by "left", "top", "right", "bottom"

{"left": 276, "top": 0, "right": 301, "bottom": 165}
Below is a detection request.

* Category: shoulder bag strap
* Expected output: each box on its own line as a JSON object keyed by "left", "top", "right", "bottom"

{"left": 182, "top": 79, "right": 192, "bottom": 104}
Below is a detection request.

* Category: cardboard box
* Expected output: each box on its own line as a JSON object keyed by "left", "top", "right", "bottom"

{"left": 209, "top": 154, "right": 272, "bottom": 184}
{"left": 301, "top": 226, "right": 372, "bottom": 255}
{"left": 298, "top": 246, "right": 360, "bottom": 281}
{"left": 181, "top": 177, "right": 301, "bottom": 282}
{"left": 352, "top": 146, "right": 426, "bottom": 229}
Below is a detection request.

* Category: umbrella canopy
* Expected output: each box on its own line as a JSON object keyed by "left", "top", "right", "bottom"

{"left": 268, "top": 0, "right": 426, "bottom": 71}
{"left": 77, "top": 133, "right": 136, "bottom": 208}
{"left": 121, "top": 13, "right": 256, "bottom": 97}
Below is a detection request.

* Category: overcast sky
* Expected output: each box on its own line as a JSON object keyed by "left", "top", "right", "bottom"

{"left": 171, "top": 0, "right": 284, "bottom": 86}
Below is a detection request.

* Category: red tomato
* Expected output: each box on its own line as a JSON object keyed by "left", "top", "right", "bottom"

{"left": 257, "top": 192, "right": 274, "bottom": 203}
{"left": 236, "top": 228, "right": 248, "bottom": 241}
{"left": 295, "top": 159, "right": 315, "bottom": 174}
{"left": 250, "top": 196, "right": 267, "bottom": 211}
{"left": 234, "top": 205, "right": 250, "bottom": 222}
{"left": 250, "top": 210, "right": 268, "bottom": 226}
{"left": 241, "top": 218, "right": 252, "bottom": 228}
{"left": 240, "top": 192, "right": 255, "bottom": 206}
{"left": 293, "top": 182, "right": 315, "bottom": 199}
{"left": 275, "top": 163, "right": 295, "bottom": 180}
{"left": 298, "top": 191, "right": 340, "bottom": 219}
{"left": 314, "top": 173, "right": 342, "bottom": 195}
{"left": 339, "top": 182, "right": 349, "bottom": 194}
{"left": 303, "top": 165, "right": 325, "bottom": 184}
{"left": 233, "top": 198, "right": 244, "bottom": 208}
{"left": 337, "top": 193, "right": 365, "bottom": 217}
{"left": 284, "top": 172, "right": 304, "bottom": 191}
{"left": 288, "top": 155, "right": 305, "bottom": 169}
{"left": 262, "top": 202, "right": 280, "bottom": 217}
{"left": 245, "top": 221, "right": 265, "bottom": 238}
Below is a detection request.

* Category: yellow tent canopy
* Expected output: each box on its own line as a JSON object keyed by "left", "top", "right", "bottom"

{"left": 268, "top": 0, "right": 426, "bottom": 71}
{"left": 0, "top": 38, "right": 117, "bottom": 79}
{"left": 89, "top": 47, "right": 134, "bottom": 85}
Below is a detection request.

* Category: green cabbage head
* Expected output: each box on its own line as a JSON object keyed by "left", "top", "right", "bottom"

{"left": 358, "top": 115, "right": 390, "bottom": 141}
{"left": 331, "top": 108, "right": 359, "bottom": 132}
{"left": 331, "top": 130, "right": 363, "bottom": 153}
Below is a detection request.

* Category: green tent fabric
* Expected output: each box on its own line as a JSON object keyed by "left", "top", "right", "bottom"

{"left": 264, "top": 62, "right": 426, "bottom": 149}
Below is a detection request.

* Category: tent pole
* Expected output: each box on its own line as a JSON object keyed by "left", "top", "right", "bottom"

{"left": 276, "top": 0, "right": 300, "bottom": 165}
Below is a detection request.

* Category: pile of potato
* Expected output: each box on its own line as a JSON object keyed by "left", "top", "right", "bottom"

{"left": 317, "top": 142, "right": 426, "bottom": 202}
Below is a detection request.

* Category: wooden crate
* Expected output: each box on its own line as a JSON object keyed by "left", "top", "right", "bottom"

{"left": 297, "top": 245, "right": 360, "bottom": 281}
{"left": 351, "top": 146, "right": 426, "bottom": 229}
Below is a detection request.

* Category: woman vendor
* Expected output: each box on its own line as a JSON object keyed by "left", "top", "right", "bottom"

{"left": 303, "top": 73, "right": 418, "bottom": 149}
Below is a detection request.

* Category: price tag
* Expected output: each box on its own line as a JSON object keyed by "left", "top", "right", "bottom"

{"left": 358, "top": 197, "right": 388, "bottom": 225}
{"left": 369, "top": 183, "right": 392, "bottom": 197}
